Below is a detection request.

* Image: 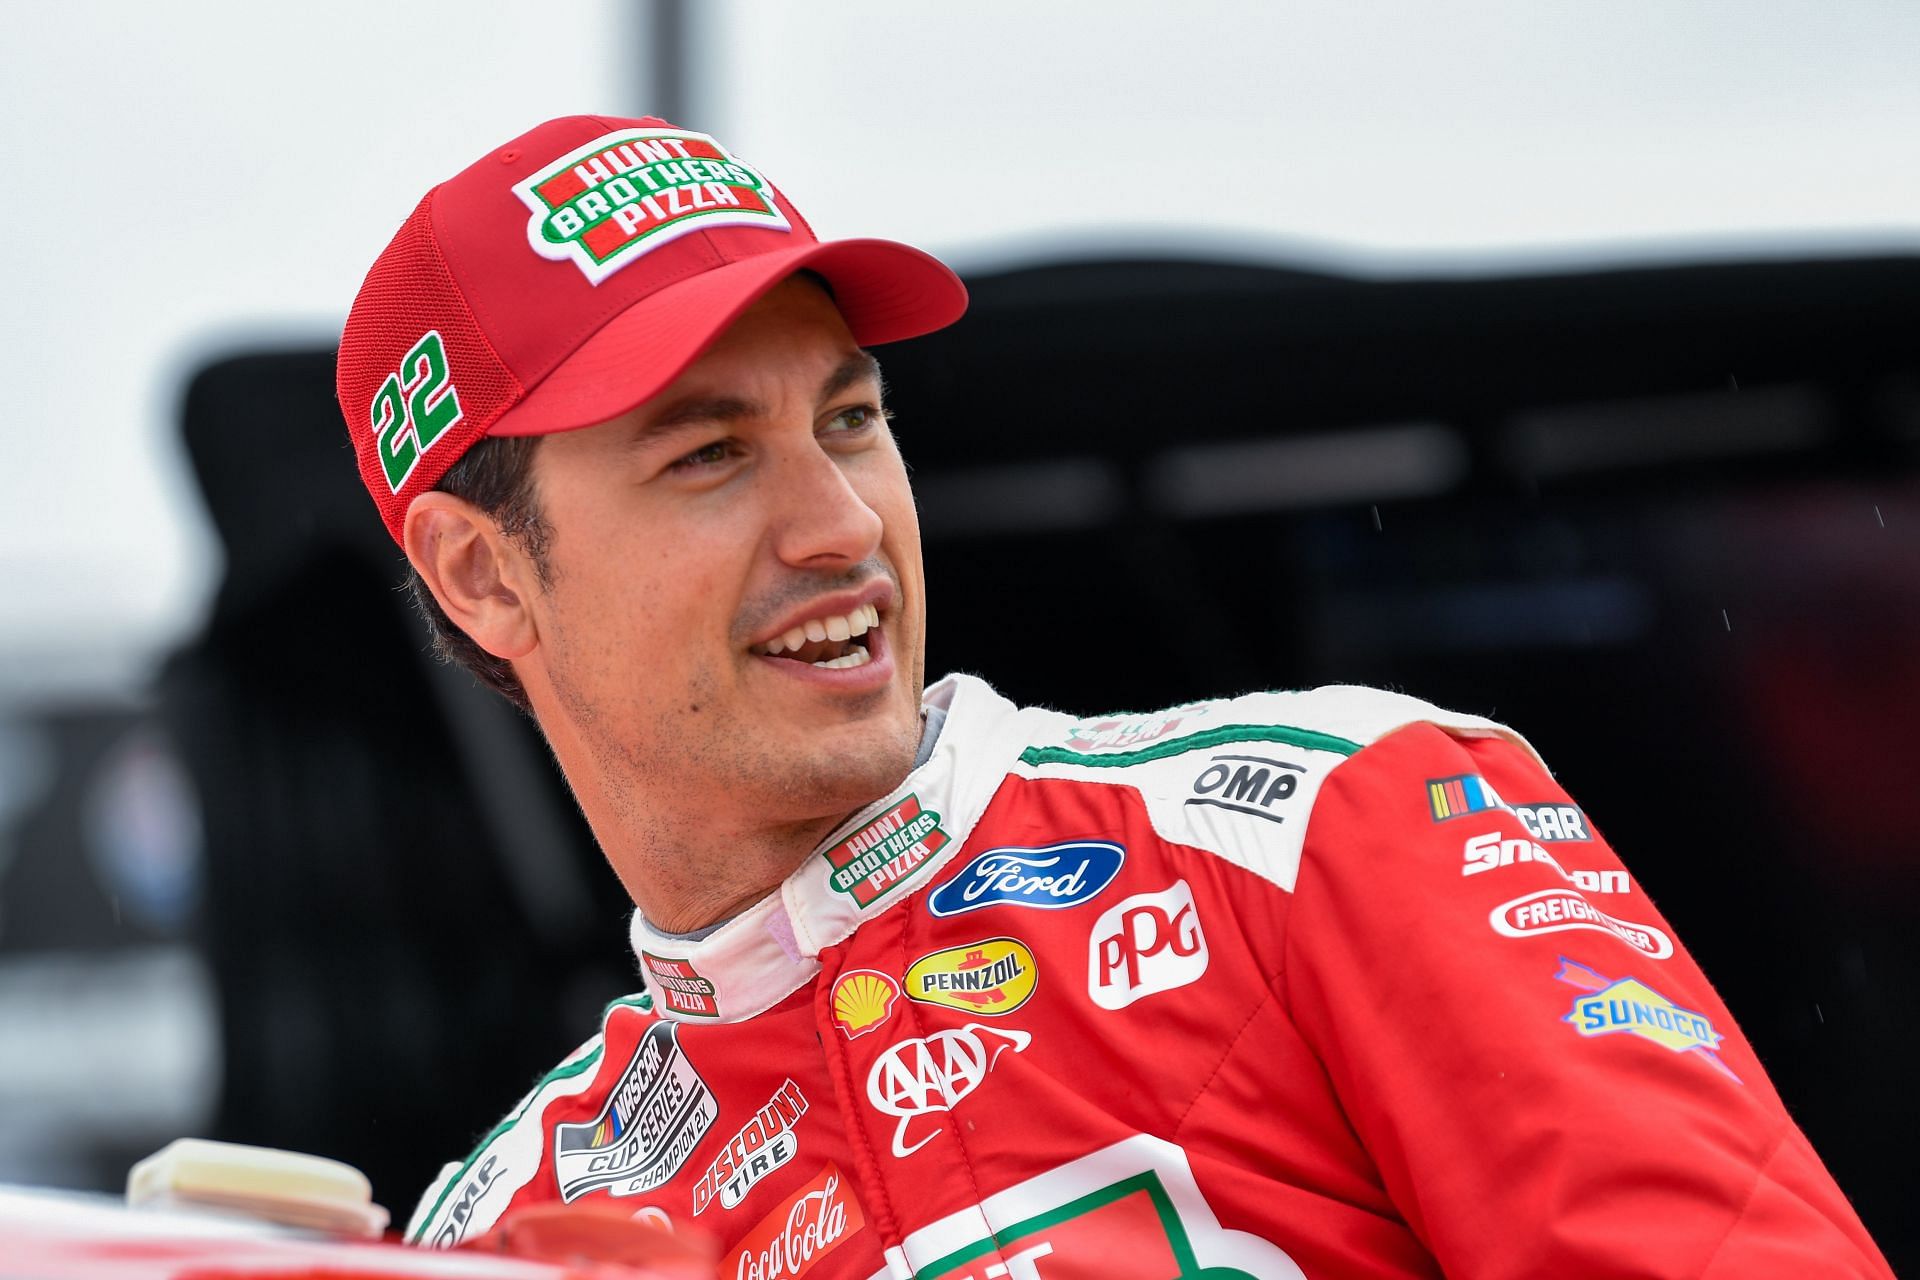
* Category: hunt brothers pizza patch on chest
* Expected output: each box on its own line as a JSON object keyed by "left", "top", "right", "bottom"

{"left": 513, "top": 128, "right": 791, "bottom": 284}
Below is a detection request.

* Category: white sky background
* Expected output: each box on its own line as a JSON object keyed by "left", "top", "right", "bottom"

{"left": 3, "top": 0, "right": 1919, "bottom": 698}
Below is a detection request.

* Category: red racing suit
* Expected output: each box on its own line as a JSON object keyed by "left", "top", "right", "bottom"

{"left": 405, "top": 674, "right": 1891, "bottom": 1279}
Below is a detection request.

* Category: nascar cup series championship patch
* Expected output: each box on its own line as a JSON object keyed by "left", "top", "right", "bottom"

{"left": 513, "top": 129, "right": 790, "bottom": 284}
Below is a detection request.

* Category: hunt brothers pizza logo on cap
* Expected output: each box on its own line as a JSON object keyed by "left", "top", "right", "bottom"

{"left": 513, "top": 128, "right": 791, "bottom": 284}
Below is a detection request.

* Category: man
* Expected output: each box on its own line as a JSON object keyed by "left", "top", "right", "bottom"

{"left": 337, "top": 116, "right": 1891, "bottom": 1278}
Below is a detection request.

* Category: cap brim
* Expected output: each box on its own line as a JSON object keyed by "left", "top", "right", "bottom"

{"left": 489, "top": 238, "right": 967, "bottom": 438}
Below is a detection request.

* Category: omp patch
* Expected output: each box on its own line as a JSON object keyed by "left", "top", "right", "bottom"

{"left": 927, "top": 841, "right": 1124, "bottom": 917}
{"left": 830, "top": 969, "right": 901, "bottom": 1039}
{"left": 1491, "top": 889, "right": 1673, "bottom": 958}
{"left": 1087, "top": 880, "right": 1209, "bottom": 1010}
{"left": 639, "top": 952, "right": 719, "bottom": 1019}
{"left": 866, "top": 1024, "right": 1031, "bottom": 1157}
{"left": 552, "top": 1023, "right": 717, "bottom": 1200}
{"left": 426, "top": 1154, "right": 505, "bottom": 1248}
{"left": 822, "top": 795, "right": 948, "bottom": 907}
{"left": 727, "top": 1162, "right": 865, "bottom": 1280}
{"left": 691, "top": 1078, "right": 807, "bottom": 1215}
{"left": 1556, "top": 958, "right": 1740, "bottom": 1082}
{"left": 513, "top": 128, "right": 789, "bottom": 284}
{"left": 1184, "top": 753, "right": 1304, "bottom": 825}
{"left": 905, "top": 939, "right": 1037, "bottom": 1016}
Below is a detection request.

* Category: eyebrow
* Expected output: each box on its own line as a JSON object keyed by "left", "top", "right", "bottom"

{"left": 634, "top": 350, "right": 885, "bottom": 442}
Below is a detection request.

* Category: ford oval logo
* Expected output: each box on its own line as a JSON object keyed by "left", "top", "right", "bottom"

{"left": 927, "top": 841, "right": 1125, "bottom": 917}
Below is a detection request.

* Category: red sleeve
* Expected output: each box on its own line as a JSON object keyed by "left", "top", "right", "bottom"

{"left": 1281, "top": 723, "right": 1892, "bottom": 1279}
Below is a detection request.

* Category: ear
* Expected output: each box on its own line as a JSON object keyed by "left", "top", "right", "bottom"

{"left": 402, "top": 490, "right": 540, "bottom": 662}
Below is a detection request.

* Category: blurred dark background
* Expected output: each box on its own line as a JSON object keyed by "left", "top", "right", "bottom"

{"left": 0, "top": 252, "right": 1914, "bottom": 1270}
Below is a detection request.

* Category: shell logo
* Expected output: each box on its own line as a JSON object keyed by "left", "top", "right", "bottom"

{"left": 831, "top": 969, "right": 901, "bottom": 1039}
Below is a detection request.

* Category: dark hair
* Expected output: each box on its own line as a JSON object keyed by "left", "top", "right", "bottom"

{"left": 406, "top": 435, "right": 551, "bottom": 711}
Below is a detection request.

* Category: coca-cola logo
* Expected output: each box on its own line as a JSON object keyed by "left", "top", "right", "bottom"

{"left": 729, "top": 1162, "right": 865, "bottom": 1280}
{"left": 866, "top": 1023, "right": 1032, "bottom": 1157}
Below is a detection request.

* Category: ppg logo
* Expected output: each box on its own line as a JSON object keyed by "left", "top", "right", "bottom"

{"left": 1087, "top": 880, "right": 1210, "bottom": 1010}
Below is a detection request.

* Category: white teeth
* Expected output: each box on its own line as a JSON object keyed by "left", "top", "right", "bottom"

{"left": 759, "top": 604, "right": 883, "bottom": 656}
{"left": 813, "top": 647, "right": 873, "bottom": 670}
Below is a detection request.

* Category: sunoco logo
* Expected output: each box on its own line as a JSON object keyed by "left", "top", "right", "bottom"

{"left": 866, "top": 1023, "right": 1030, "bottom": 1157}
{"left": 822, "top": 794, "right": 948, "bottom": 907}
{"left": 1556, "top": 957, "right": 1740, "bottom": 1082}
{"left": 905, "top": 938, "right": 1037, "bottom": 1016}
{"left": 513, "top": 129, "right": 790, "bottom": 284}
{"left": 552, "top": 1022, "right": 717, "bottom": 1201}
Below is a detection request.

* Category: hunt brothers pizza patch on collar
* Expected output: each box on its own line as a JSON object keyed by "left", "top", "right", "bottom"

{"left": 639, "top": 952, "right": 720, "bottom": 1018}
{"left": 513, "top": 128, "right": 791, "bottom": 284}
{"left": 822, "top": 794, "right": 949, "bottom": 907}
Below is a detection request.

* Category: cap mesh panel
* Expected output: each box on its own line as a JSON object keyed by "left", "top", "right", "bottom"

{"left": 336, "top": 191, "right": 521, "bottom": 542}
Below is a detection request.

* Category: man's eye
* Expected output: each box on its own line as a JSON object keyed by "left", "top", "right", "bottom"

{"left": 669, "top": 440, "right": 733, "bottom": 471}
{"left": 826, "top": 404, "right": 879, "bottom": 434}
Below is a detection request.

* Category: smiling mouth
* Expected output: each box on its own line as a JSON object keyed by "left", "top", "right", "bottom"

{"left": 753, "top": 603, "right": 881, "bottom": 670}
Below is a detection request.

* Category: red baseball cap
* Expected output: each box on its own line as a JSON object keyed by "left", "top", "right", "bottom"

{"left": 337, "top": 115, "right": 968, "bottom": 543}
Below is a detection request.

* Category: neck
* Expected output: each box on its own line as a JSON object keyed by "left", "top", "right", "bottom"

{"left": 611, "top": 809, "right": 851, "bottom": 935}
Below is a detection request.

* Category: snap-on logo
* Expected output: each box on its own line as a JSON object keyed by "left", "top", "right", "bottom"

{"left": 927, "top": 841, "right": 1124, "bottom": 918}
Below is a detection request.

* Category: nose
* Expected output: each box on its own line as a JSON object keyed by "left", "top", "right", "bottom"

{"left": 768, "top": 441, "right": 885, "bottom": 569}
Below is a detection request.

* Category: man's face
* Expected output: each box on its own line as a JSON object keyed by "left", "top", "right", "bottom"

{"left": 518, "top": 276, "right": 928, "bottom": 849}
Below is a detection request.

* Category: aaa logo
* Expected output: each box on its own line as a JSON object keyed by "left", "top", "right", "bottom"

{"left": 513, "top": 129, "right": 790, "bottom": 284}
{"left": 866, "top": 1023, "right": 1030, "bottom": 1157}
